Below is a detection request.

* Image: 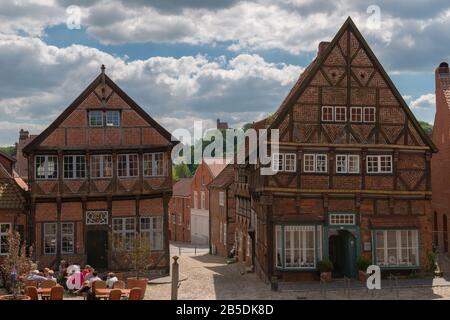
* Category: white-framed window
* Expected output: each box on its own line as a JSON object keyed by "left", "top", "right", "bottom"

{"left": 143, "top": 152, "right": 165, "bottom": 177}
{"left": 140, "top": 216, "right": 163, "bottom": 250}
{"left": 0, "top": 223, "right": 11, "bottom": 255}
{"left": 276, "top": 225, "right": 316, "bottom": 269}
{"left": 89, "top": 110, "right": 103, "bottom": 127}
{"left": 90, "top": 155, "right": 113, "bottom": 178}
{"left": 219, "top": 192, "right": 225, "bottom": 206}
{"left": 366, "top": 155, "right": 392, "bottom": 173}
{"left": 194, "top": 191, "right": 198, "bottom": 209}
{"left": 63, "top": 155, "right": 86, "bottom": 179}
{"left": 304, "top": 154, "right": 328, "bottom": 173}
{"left": 335, "top": 106, "right": 347, "bottom": 122}
{"left": 172, "top": 214, "right": 176, "bottom": 224}
{"left": 61, "top": 222, "right": 74, "bottom": 254}
{"left": 272, "top": 153, "right": 284, "bottom": 172}
{"left": 329, "top": 214, "right": 355, "bottom": 225}
{"left": 375, "top": 229, "right": 419, "bottom": 267}
{"left": 303, "top": 154, "right": 315, "bottom": 173}
{"left": 219, "top": 221, "right": 223, "bottom": 244}
{"left": 43, "top": 223, "right": 57, "bottom": 255}
{"left": 364, "top": 107, "right": 376, "bottom": 123}
{"left": 106, "top": 110, "right": 120, "bottom": 127}
{"left": 112, "top": 217, "right": 136, "bottom": 250}
{"left": 285, "top": 153, "right": 296, "bottom": 172}
{"left": 336, "top": 155, "right": 360, "bottom": 174}
{"left": 350, "top": 107, "right": 363, "bottom": 122}
{"left": 118, "top": 154, "right": 138, "bottom": 177}
{"left": 322, "top": 106, "right": 334, "bottom": 122}
{"left": 35, "top": 155, "right": 58, "bottom": 180}
{"left": 201, "top": 191, "right": 206, "bottom": 209}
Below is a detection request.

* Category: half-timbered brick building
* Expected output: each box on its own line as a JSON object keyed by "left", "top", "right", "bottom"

{"left": 432, "top": 62, "right": 450, "bottom": 255}
{"left": 22, "top": 66, "right": 176, "bottom": 275}
{"left": 236, "top": 18, "right": 436, "bottom": 282}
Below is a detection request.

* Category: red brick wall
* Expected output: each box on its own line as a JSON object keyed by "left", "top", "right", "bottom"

{"left": 191, "top": 162, "right": 214, "bottom": 210}
{"left": 168, "top": 196, "right": 191, "bottom": 242}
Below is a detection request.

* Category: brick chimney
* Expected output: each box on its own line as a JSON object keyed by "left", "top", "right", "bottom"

{"left": 19, "top": 129, "right": 29, "bottom": 141}
{"left": 437, "top": 62, "right": 449, "bottom": 79}
{"left": 318, "top": 41, "right": 331, "bottom": 57}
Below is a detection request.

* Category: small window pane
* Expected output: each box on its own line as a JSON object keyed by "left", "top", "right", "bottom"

{"left": 89, "top": 111, "right": 103, "bottom": 127}
{"left": 106, "top": 111, "right": 120, "bottom": 127}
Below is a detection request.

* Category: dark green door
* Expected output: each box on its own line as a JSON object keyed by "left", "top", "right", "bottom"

{"left": 341, "top": 231, "right": 357, "bottom": 278}
{"left": 87, "top": 230, "right": 108, "bottom": 269}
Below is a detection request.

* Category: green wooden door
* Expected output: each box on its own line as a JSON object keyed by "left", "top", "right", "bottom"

{"left": 341, "top": 231, "right": 357, "bottom": 278}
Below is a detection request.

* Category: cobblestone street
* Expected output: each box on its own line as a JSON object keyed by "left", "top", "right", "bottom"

{"left": 143, "top": 244, "right": 450, "bottom": 300}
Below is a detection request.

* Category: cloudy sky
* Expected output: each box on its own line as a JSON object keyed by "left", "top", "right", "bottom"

{"left": 0, "top": 0, "right": 448, "bottom": 146}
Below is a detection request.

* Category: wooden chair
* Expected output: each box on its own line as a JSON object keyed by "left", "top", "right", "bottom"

{"left": 49, "top": 285, "right": 64, "bottom": 300}
{"left": 92, "top": 280, "right": 108, "bottom": 300}
{"left": 24, "top": 279, "right": 38, "bottom": 288}
{"left": 41, "top": 279, "right": 57, "bottom": 288}
{"left": 128, "top": 288, "right": 142, "bottom": 300}
{"left": 113, "top": 280, "right": 125, "bottom": 289}
{"left": 25, "top": 286, "right": 39, "bottom": 300}
{"left": 108, "top": 289, "right": 122, "bottom": 300}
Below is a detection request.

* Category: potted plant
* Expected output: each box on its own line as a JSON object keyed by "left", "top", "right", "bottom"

{"left": 119, "top": 236, "right": 153, "bottom": 300}
{"left": 356, "top": 256, "right": 372, "bottom": 282}
{"left": 317, "top": 259, "right": 333, "bottom": 282}
{"left": 0, "top": 231, "right": 35, "bottom": 300}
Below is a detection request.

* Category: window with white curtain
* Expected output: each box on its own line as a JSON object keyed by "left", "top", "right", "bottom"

{"left": 375, "top": 229, "right": 419, "bottom": 267}
{"left": 35, "top": 155, "right": 58, "bottom": 179}
{"left": 118, "top": 154, "right": 138, "bottom": 177}
{"left": 91, "top": 155, "right": 113, "bottom": 178}
{"left": 276, "top": 225, "right": 316, "bottom": 269}
{"left": 140, "top": 217, "right": 163, "bottom": 250}
{"left": 112, "top": 218, "right": 136, "bottom": 250}
{"left": 44, "top": 223, "right": 57, "bottom": 255}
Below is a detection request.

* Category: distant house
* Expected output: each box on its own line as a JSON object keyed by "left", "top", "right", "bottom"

{"left": 169, "top": 177, "right": 192, "bottom": 243}
{"left": 209, "top": 165, "right": 235, "bottom": 257}
{"left": 216, "top": 118, "right": 229, "bottom": 130}
{"left": 14, "top": 129, "right": 37, "bottom": 182}
{"left": 20, "top": 66, "right": 177, "bottom": 274}
{"left": 190, "top": 158, "right": 229, "bottom": 245}
{"left": 432, "top": 62, "right": 450, "bottom": 255}
{"left": 0, "top": 151, "right": 28, "bottom": 260}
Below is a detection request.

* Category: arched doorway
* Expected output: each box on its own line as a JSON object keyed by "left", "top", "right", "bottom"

{"left": 328, "top": 230, "right": 357, "bottom": 278}
{"left": 444, "top": 214, "right": 448, "bottom": 253}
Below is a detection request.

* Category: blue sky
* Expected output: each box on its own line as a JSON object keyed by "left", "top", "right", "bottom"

{"left": 0, "top": 0, "right": 446, "bottom": 145}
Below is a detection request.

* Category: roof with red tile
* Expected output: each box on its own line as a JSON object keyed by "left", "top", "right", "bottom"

{"left": 0, "top": 163, "right": 26, "bottom": 210}
{"left": 203, "top": 157, "right": 232, "bottom": 178}
{"left": 172, "top": 177, "right": 193, "bottom": 197}
{"left": 208, "top": 164, "right": 234, "bottom": 189}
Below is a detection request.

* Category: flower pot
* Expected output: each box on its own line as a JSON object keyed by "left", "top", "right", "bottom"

{"left": 359, "top": 270, "right": 369, "bottom": 282}
{"left": 127, "top": 277, "right": 148, "bottom": 299}
{"left": 0, "top": 294, "right": 31, "bottom": 300}
{"left": 320, "top": 271, "right": 332, "bottom": 283}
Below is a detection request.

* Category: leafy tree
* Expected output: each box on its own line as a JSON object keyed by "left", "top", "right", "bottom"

{"left": 419, "top": 121, "right": 433, "bottom": 137}
{"left": 173, "top": 163, "right": 192, "bottom": 180}
{"left": 0, "top": 146, "right": 16, "bottom": 157}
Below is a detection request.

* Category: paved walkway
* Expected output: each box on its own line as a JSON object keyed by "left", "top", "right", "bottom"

{"left": 143, "top": 245, "right": 450, "bottom": 300}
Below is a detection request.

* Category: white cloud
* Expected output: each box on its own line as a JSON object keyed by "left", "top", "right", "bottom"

{"left": 408, "top": 93, "right": 435, "bottom": 110}
{"left": 0, "top": 34, "right": 302, "bottom": 145}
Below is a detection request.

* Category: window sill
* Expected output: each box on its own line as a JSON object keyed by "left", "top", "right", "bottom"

{"left": 276, "top": 267, "right": 317, "bottom": 272}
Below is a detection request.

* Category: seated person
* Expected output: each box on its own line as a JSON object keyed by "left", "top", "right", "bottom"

{"left": 27, "top": 270, "right": 47, "bottom": 283}
{"left": 106, "top": 272, "right": 118, "bottom": 288}
{"left": 47, "top": 270, "right": 57, "bottom": 282}
{"left": 74, "top": 272, "right": 102, "bottom": 300}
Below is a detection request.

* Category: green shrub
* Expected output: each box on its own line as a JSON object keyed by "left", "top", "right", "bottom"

{"left": 356, "top": 256, "right": 372, "bottom": 271}
{"left": 317, "top": 259, "right": 333, "bottom": 272}
{"left": 427, "top": 252, "right": 437, "bottom": 273}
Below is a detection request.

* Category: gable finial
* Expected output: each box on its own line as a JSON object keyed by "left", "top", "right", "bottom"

{"left": 101, "top": 64, "right": 106, "bottom": 74}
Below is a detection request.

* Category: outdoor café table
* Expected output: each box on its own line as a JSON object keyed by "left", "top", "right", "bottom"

{"left": 95, "top": 288, "right": 131, "bottom": 298}
{"left": 37, "top": 288, "right": 52, "bottom": 299}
